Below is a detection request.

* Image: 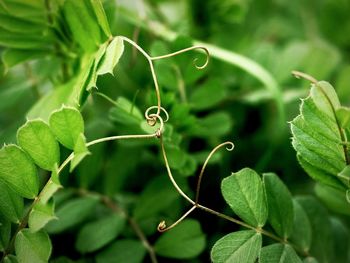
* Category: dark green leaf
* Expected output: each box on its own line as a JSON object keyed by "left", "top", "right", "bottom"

{"left": 290, "top": 199, "right": 312, "bottom": 253}
{"left": 17, "top": 120, "right": 60, "bottom": 171}
{"left": 3, "top": 255, "right": 18, "bottom": 263}
{"left": 46, "top": 196, "right": 99, "bottom": 234}
{"left": 330, "top": 217, "right": 350, "bottom": 263}
{"left": 2, "top": 49, "right": 46, "bottom": 70}
{"left": 259, "top": 244, "right": 302, "bottom": 263}
{"left": 96, "top": 239, "right": 146, "bottom": 263}
{"left": 75, "top": 214, "right": 125, "bottom": 253}
{"left": 154, "top": 219, "right": 206, "bottom": 259}
{"left": 263, "top": 173, "right": 294, "bottom": 238}
{"left": 221, "top": 168, "right": 267, "bottom": 227}
{"left": 0, "top": 220, "right": 11, "bottom": 252}
{"left": 15, "top": 229, "right": 52, "bottom": 263}
{"left": 211, "top": 230, "right": 261, "bottom": 263}
{"left": 0, "top": 180, "right": 23, "bottom": 223}
{"left": 0, "top": 144, "right": 38, "bottom": 198}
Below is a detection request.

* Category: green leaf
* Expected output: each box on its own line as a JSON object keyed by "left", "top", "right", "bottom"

{"left": 263, "top": 173, "right": 294, "bottom": 238}
{"left": 133, "top": 176, "right": 179, "bottom": 219}
{"left": 211, "top": 230, "right": 262, "bottom": 263}
{"left": 336, "top": 107, "right": 350, "bottom": 129}
{"left": 17, "top": 120, "right": 60, "bottom": 171}
{"left": 98, "top": 36, "right": 124, "bottom": 75}
{"left": 290, "top": 199, "right": 312, "bottom": 253}
{"left": 221, "top": 168, "right": 267, "bottom": 227}
{"left": 190, "top": 112, "right": 232, "bottom": 137}
{"left": 75, "top": 213, "right": 125, "bottom": 253}
{"left": 70, "top": 133, "right": 90, "bottom": 172}
{"left": 0, "top": 220, "right": 11, "bottom": 252}
{"left": 89, "top": 0, "right": 111, "bottom": 37}
{"left": 290, "top": 81, "right": 348, "bottom": 190}
{"left": 296, "top": 196, "right": 333, "bottom": 263}
{"left": 0, "top": 180, "right": 23, "bottom": 223}
{"left": 259, "top": 244, "right": 302, "bottom": 263}
{"left": 0, "top": 28, "right": 50, "bottom": 50}
{"left": 15, "top": 229, "right": 52, "bottom": 263}
{"left": 28, "top": 200, "right": 57, "bottom": 232}
{"left": 109, "top": 97, "right": 143, "bottom": 126}
{"left": 154, "top": 219, "right": 206, "bottom": 259}
{"left": 315, "top": 183, "right": 350, "bottom": 216}
{"left": 3, "top": 255, "right": 18, "bottom": 263}
{"left": 39, "top": 165, "right": 62, "bottom": 204}
{"left": 96, "top": 239, "right": 146, "bottom": 263}
{"left": 331, "top": 217, "right": 349, "bottom": 263}
{"left": 49, "top": 106, "right": 84, "bottom": 150}
{"left": 2, "top": 49, "right": 46, "bottom": 70}
{"left": 63, "top": 0, "right": 101, "bottom": 52}
{"left": 190, "top": 79, "right": 227, "bottom": 110}
{"left": 303, "top": 257, "right": 319, "bottom": 263}
{"left": 46, "top": 196, "right": 99, "bottom": 234}
{"left": 0, "top": 144, "right": 38, "bottom": 198}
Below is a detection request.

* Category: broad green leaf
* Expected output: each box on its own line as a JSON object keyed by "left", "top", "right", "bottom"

{"left": 28, "top": 200, "right": 56, "bottom": 232}
{"left": 263, "top": 173, "right": 294, "bottom": 239}
{"left": 190, "top": 112, "right": 232, "bottom": 137}
{"left": 63, "top": 0, "right": 101, "bottom": 52}
{"left": 98, "top": 36, "right": 124, "bottom": 75}
{"left": 190, "top": 79, "right": 227, "bottom": 110}
{"left": 133, "top": 176, "right": 179, "bottom": 219}
{"left": 96, "top": 239, "right": 146, "bottom": 263}
{"left": 0, "top": 220, "right": 11, "bottom": 251}
{"left": 89, "top": 0, "right": 111, "bottom": 37}
{"left": 315, "top": 183, "right": 350, "bottom": 216}
{"left": 0, "top": 180, "right": 23, "bottom": 223}
{"left": 39, "top": 165, "right": 62, "bottom": 204}
{"left": 0, "top": 144, "right": 38, "bottom": 198}
{"left": 221, "top": 168, "right": 267, "bottom": 227}
{"left": 46, "top": 196, "right": 99, "bottom": 234}
{"left": 109, "top": 97, "right": 143, "bottom": 126}
{"left": 291, "top": 82, "right": 348, "bottom": 190}
{"left": 211, "top": 230, "right": 261, "bottom": 263}
{"left": 331, "top": 217, "right": 349, "bottom": 263}
{"left": 336, "top": 107, "right": 350, "bottom": 129}
{"left": 75, "top": 214, "right": 125, "bottom": 253}
{"left": 296, "top": 196, "right": 333, "bottom": 263}
{"left": 17, "top": 120, "right": 60, "bottom": 171}
{"left": 15, "top": 229, "right": 52, "bottom": 263}
{"left": 49, "top": 106, "right": 84, "bottom": 150}
{"left": 70, "top": 133, "right": 90, "bottom": 172}
{"left": 290, "top": 200, "right": 312, "bottom": 252}
{"left": 154, "top": 219, "right": 206, "bottom": 259}
{"left": 260, "top": 244, "right": 302, "bottom": 263}
{"left": 164, "top": 144, "right": 187, "bottom": 170}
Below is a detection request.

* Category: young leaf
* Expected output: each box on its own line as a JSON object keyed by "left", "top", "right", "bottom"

{"left": 221, "top": 168, "right": 267, "bottom": 227}
{"left": 46, "top": 196, "right": 99, "bottom": 234}
{"left": 39, "top": 165, "right": 62, "bottom": 204}
{"left": 17, "top": 120, "right": 60, "bottom": 171}
{"left": 263, "top": 173, "right": 294, "bottom": 239}
{"left": 259, "top": 244, "right": 302, "bottom": 263}
{"left": 211, "top": 230, "right": 262, "bottom": 263}
{"left": 96, "top": 239, "right": 146, "bottom": 263}
{"left": 0, "top": 220, "right": 11, "bottom": 252}
{"left": 154, "top": 219, "right": 206, "bottom": 259}
{"left": 15, "top": 229, "right": 52, "bottom": 263}
{"left": 70, "top": 133, "right": 91, "bottom": 172}
{"left": 0, "top": 144, "right": 38, "bottom": 198}
{"left": 28, "top": 200, "right": 57, "bottom": 232}
{"left": 290, "top": 81, "right": 348, "bottom": 190}
{"left": 296, "top": 196, "right": 333, "bottom": 263}
{"left": 0, "top": 180, "right": 23, "bottom": 223}
{"left": 97, "top": 36, "right": 124, "bottom": 75}
{"left": 75, "top": 213, "right": 125, "bottom": 253}
{"left": 49, "top": 106, "right": 84, "bottom": 150}
{"left": 290, "top": 199, "right": 312, "bottom": 253}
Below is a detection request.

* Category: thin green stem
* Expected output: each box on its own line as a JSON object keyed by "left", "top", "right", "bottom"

{"left": 93, "top": 92, "right": 119, "bottom": 107}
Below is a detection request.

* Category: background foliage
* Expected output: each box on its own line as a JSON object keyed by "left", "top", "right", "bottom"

{"left": 1, "top": 0, "right": 350, "bottom": 262}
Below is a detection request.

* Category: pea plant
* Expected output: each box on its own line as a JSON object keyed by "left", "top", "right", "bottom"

{"left": 0, "top": 0, "right": 350, "bottom": 263}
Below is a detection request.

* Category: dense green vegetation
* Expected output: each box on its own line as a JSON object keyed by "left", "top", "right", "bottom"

{"left": 0, "top": 0, "right": 350, "bottom": 262}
